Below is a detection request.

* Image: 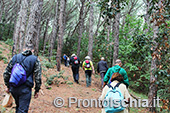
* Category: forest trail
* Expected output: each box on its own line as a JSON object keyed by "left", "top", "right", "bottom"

{"left": 0, "top": 42, "right": 102, "bottom": 113}
{"left": 0, "top": 42, "right": 148, "bottom": 113}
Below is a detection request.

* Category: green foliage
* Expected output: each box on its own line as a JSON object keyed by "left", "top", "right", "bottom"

{"left": 41, "top": 57, "right": 56, "bottom": 69}
{"left": 46, "top": 70, "right": 65, "bottom": 85}
{"left": 5, "top": 38, "right": 14, "bottom": 46}
{"left": 3, "top": 57, "right": 8, "bottom": 64}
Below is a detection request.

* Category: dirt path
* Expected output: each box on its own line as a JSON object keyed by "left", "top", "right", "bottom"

{"left": 0, "top": 42, "right": 102, "bottom": 113}
{"left": 0, "top": 42, "right": 148, "bottom": 113}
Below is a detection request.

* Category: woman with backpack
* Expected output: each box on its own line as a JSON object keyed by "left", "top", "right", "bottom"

{"left": 82, "top": 56, "right": 95, "bottom": 87}
{"left": 99, "top": 73, "right": 131, "bottom": 113}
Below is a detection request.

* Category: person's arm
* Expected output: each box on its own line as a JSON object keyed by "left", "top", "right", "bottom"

{"left": 3, "top": 59, "right": 13, "bottom": 92}
{"left": 33, "top": 58, "right": 42, "bottom": 98}
{"left": 91, "top": 61, "right": 95, "bottom": 74}
{"left": 97, "top": 63, "right": 99, "bottom": 73}
{"left": 105, "top": 62, "right": 108, "bottom": 71}
{"left": 82, "top": 61, "right": 85, "bottom": 70}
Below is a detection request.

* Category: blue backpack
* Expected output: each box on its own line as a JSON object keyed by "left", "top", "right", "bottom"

{"left": 104, "top": 83, "right": 125, "bottom": 113}
{"left": 9, "top": 56, "right": 28, "bottom": 87}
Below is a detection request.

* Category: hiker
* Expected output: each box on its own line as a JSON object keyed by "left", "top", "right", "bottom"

{"left": 67, "top": 56, "right": 70, "bottom": 67}
{"left": 63, "top": 54, "right": 67, "bottom": 66}
{"left": 3, "top": 44, "right": 42, "bottom": 113}
{"left": 70, "top": 54, "right": 80, "bottom": 84}
{"left": 82, "top": 56, "right": 95, "bottom": 87}
{"left": 97, "top": 57, "right": 108, "bottom": 88}
{"left": 103, "top": 59, "right": 129, "bottom": 88}
{"left": 99, "top": 73, "right": 131, "bottom": 113}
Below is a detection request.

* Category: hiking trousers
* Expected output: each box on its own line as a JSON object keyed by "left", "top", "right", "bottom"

{"left": 71, "top": 66, "right": 79, "bottom": 83}
{"left": 85, "top": 70, "right": 92, "bottom": 87}
{"left": 10, "top": 84, "right": 32, "bottom": 113}
{"left": 100, "top": 72, "right": 106, "bottom": 87}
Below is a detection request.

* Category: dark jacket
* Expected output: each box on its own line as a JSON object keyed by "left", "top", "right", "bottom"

{"left": 3, "top": 50, "right": 42, "bottom": 93}
{"left": 70, "top": 56, "right": 80, "bottom": 67}
{"left": 97, "top": 60, "right": 108, "bottom": 73}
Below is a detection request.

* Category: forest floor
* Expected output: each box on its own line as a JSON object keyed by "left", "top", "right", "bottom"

{"left": 0, "top": 41, "right": 149, "bottom": 113}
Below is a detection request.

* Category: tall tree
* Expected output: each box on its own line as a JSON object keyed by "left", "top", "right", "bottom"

{"left": 49, "top": 0, "right": 59, "bottom": 59}
{"left": 112, "top": 1, "right": 120, "bottom": 65}
{"left": 148, "top": 0, "right": 164, "bottom": 112}
{"left": 24, "top": 0, "right": 43, "bottom": 55}
{"left": 56, "top": 0, "right": 65, "bottom": 71}
{"left": 88, "top": 0, "right": 94, "bottom": 59}
{"left": 77, "top": 0, "right": 85, "bottom": 57}
{"left": 35, "top": 0, "right": 43, "bottom": 56}
{"left": 13, "top": 0, "right": 29, "bottom": 54}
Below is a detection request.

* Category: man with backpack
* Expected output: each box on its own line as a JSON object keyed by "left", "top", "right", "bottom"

{"left": 97, "top": 57, "right": 108, "bottom": 88}
{"left": 103, "top": 59, "right": 129, "bottom": 88}
{"left": 100, "top": 73, "right": 131, "bottom": 113}
{"left": 82, "top": 56, "right": 95, "bottom": 87}
{"left": 3, "top": 44, "right": 42, "bottom": 113}
{"left": 70, "top": 54, "right": 80, "bottom": 84}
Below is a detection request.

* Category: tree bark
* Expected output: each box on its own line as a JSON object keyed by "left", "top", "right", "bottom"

{"left": 35, "top": 0, "right": 43, "bottom": 56}
{"left": 112, "top": 11, "right": 120, "bottom": 66}
{"left": 148, "top": 0, "right": 163, "bottom": 112}
{"left": 42, "top": 18, "right": 50, "bottom": 56}
{"left": 77, "top": 0, "right": 85, "bottom": 57}
{"left": 56, "top": 0, "right": 65, "bottom": 71}
{"left": 148, "top": 19, "right": 158, "bottom": 112}
{"left": 88, "top": 0, "right": 94, "bottom": 60}
{"left": 24, "top": 0, "right": 43, "bottom": 52}
{"left": 12, "top": 0, "right": 28, "bottom": 54}
{"left": 49, "top": 0, "right": 59, "bottom": 59}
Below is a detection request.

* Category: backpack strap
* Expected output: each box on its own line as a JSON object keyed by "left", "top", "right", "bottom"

{"left": 114, "top": 82, "right": 121, "bottom": 89}
{"left": 107, "top": 84, "right": 113, "bottom": 89}
{"left": 107, "top": 82, "right": 121, "bottom": 89}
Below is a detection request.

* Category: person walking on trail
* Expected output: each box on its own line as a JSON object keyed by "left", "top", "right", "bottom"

{"left": 97, "top": 57, "right": 108, "bottom": 88}
{"left": 82, "top": 56, "right": 95, "bottom": 87}
{"left": 66, "top": 56, "right": 70, "bottom": 67}
{"left": 103, "top": 59, "right": 129, "bottom": 88}
{"left": 63, "top": 54, "right": 68, "bottom": 66}
{"left": 99, "top": 73, "right": 131, "bottom": 113}
{"left": 70, "top": 54, "right": 80, "bottom": 84}
{"left": 3, "top": 44, "right": 42, "bottom": 113}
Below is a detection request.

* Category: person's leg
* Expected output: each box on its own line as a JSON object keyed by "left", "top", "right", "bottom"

{"left": 100, "top": 72, "right": 104, "bottom": 87}
{"left": 85, "top": 70, "right": 90, "bottom": 87}
{"left": 10, "top": 89, "right": 19, "bottom": 113}
{"left": 64, "top": 60, "right": 67, "bottom": 66}
{"left": 17, "top": 87, "right": 32, "bottom": 113}
{"left": 75, "top": 67, "right": 79, "bottom": 83}
{"left": 89, "top": 70, "right": 92, "bottom": 86}
{"left": 72, "top": 66, "right": 76, "bottom": 82}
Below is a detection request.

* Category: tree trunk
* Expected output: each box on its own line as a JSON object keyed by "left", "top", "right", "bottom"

{"left": 148, "top": 19, "right": 158, "bottom": 112}
{"left": 144, "top": 0, "right": 150, "bottom": 34}
{"left": 112, "top": 11, "right": 120, "bottom": 66}
{"left": 107, "top": 19, "right": 111, "bottom": 42}
{"left": 77, "top": 0, "right": 85, "bottom": 57}
{"left": 24, "top": 0, "right": 43, "bottom": 51}
{"left": 49, "top": 0, "right": 59, "bottom": 59}
{"left": 35, "top": 0, "right": 43, "bottom": 56}
{"left": 42, "top": 18, "right": 50, "bottom": 56}
{"left": 88, "top": 0, "right": 94, "bottom": 60}
{"left": 56, "top": 0, "right": 65, "bottom": 71}
{"left": 12, "top": 0, "right": 28, "bottom": 54}
{"left": 148, "top": 0, "right": 163, "bottom": 111}
{"left": 19, "top": 0, "right": 29, "bottom": 52}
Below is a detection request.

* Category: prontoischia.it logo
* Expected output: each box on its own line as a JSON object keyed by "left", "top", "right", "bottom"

{"left": 53, "top": 97, "right": 161, "bottom": 108}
